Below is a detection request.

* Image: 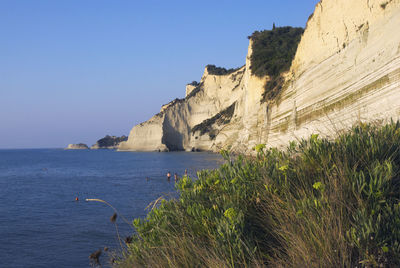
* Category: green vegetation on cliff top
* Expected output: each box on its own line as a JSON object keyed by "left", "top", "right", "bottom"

{"left": 248, "top": 26, "right": 303, "bottom": 77}
{"left": 249, "top": 26, "right": 304, "bottom": 101}
{"left": 116, "top": 121, "right": 400, "bottom": 267}
{"left": 206, "top": 65, "right": 241, "bottom": 76}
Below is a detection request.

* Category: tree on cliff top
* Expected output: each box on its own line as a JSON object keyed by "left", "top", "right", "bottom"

{"left": 248, "top": 26, "right": 304, "bottom": 78}
{"left": 248, "top": 26, "right": 304, "bottom": 101}
{"left": 206, "top": 65, "right": 240, "bottom": 76}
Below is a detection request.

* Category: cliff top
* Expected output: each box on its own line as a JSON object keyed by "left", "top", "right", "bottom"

{"left": 248, "top": 26, "right": 304, "bottom": 78}
{"left": 205, "top": 65, "right": 242, "bottom": 76}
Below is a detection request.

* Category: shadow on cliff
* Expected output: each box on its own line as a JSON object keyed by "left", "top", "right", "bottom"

{"left": 162, "top": 116, "right": 186, "bottom": 151}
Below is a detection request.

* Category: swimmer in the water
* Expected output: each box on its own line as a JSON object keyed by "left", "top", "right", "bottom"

{"left": 167, "top": 171, "right": 171, "bottom": 182}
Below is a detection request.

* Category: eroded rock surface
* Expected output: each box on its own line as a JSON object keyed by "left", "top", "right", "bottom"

{"left": 119, "top": 0, "right": 400, "bottom": 153}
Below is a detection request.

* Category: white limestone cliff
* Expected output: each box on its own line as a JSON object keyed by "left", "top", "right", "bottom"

{"left": 119, "top": 66, "right": 245, "bottom": 151}
{"left": 264, "top": 0, "right": 400, "bottom": 149}
{"left": 185, "top": 84, "right": 197, "bottom": 97}
{"left": 119, "top": 0, "right": 400, "bottom": 152}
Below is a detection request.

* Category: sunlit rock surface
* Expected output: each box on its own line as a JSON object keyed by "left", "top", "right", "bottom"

{"left": 119, "top": 0, "right": 400, "bottom": 152}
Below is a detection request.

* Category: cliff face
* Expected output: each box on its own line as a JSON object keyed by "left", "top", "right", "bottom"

{"left": 119, "top": 0, "right": 400, "bottom": 152}
{"left": 119, "top": 66, "right": 246, "bottom": 151}
{"left": 265, "top": 0, "right": 400, "bottom": 148}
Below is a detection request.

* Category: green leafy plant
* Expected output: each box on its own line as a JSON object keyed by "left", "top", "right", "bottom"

{"left": 206, "top": 65, "right": 240, "bottom": 76}
{"left": 117, "top": 121, "right": 400, "bottom": 267}
{"left": 248, "top": 26, "right": 304, "bottom": 101}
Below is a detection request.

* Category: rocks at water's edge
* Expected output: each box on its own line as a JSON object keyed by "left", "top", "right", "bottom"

{"left": 65, "top": 135, "right": 127, "bottom": 150}
{"left": 119, "top": 0, "right": 400, "bottom": 153}
{"left": 90, "top": 135, "right": 128, "bottom": 149}
{"left": 65, "top": 143, "right": 89, "bottom": 150}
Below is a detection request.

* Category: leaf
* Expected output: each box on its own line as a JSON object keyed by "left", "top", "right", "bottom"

{"left": 313, "top": 181, "right": 323, "bottom": 190}
{"left": 296, "top": 210, "right": 303, "bottom": 216}
{"left": 254, "top": 144, "right": 266, "bottom": 153}
{"left": 279, "top": 165, "right": 288, "bottom": 171}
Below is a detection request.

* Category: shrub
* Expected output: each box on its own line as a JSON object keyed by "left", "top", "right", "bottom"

{"left": 248, "top": 27, "right": 303, "bottom": 101}
{"left": 188, "top": 81, "right": 199, "bottom": 86}
{"left": 248, "top": 27, "right": 303, "bottom": 78}
{"left": 117, "top": 121, "right": 400, "bottom": 267}
{"left": 96, "top": 135, "right": 128, "bottom": 148}
{"left": 206, "top": 65, "right": 240, "bottom": 76}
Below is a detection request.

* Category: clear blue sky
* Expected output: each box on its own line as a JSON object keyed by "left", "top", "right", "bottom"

{"left": 0, "top": 0, "right": 319, "bottom": 148}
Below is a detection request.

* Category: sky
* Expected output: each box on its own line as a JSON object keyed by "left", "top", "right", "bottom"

{"left": 0, "top": 0, "right": 320, "bottom": 148}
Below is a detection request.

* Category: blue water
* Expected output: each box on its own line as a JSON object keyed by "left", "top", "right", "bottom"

{"left": 0, "top": 149, "right": 222, "bottom": 268}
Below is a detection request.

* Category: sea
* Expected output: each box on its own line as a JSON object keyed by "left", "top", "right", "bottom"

{"left": 0, "top": 149, "right": 223, "bottom": 268}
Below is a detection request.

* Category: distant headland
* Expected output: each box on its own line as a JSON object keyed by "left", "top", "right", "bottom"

{"left": 65, "top": 135, "right": 127, "bottom": 150}
{"left": 65, "top": 143, "right": 89, "bottom": 150}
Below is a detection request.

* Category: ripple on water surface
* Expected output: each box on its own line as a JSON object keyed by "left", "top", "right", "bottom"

{"left": 0, "top": 149, "right": 222, "bottom": 268}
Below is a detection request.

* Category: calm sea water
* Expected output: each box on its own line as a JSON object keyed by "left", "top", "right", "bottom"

{"left": 0, "top": 149, "right": 222, "bottom": 268}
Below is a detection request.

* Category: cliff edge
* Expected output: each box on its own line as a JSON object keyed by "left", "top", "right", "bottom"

{"left": 120, "top": 0, "right": 400, "bottom": 152}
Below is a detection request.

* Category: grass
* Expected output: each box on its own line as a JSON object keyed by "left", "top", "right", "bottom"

{"left": 115, "top": 121, "right": 400, "bottom": 267}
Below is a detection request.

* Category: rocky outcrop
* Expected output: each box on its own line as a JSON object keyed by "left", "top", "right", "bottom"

{"left": 261, "top": 0, "right": 400, "bottom": 149}
{"left": 91, "top": 135, "right": 128, "bottom": 149}
{"left": 185, "top": 82, "right": 199, "bottom": 97}
{"left": 65, "top": 143, "right": 89, "bottom": 150}
{"left": 119, "top": 65, "right": 245, "bottom": 152}
{"left": 120, "top": 0, "right": 400, "bottom": 153}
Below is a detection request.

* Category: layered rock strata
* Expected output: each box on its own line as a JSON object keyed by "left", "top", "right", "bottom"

{"left": 119, "top": 66, "right": 246, "bottom": 151}
{"left": 119, "top": 0, "right": 400, "bottom": 153}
